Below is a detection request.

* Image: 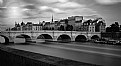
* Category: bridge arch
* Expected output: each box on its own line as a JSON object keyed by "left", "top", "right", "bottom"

{"left": 15, "top": 34, "right": 31, "bottom": 43}
{"left": 75, "top": 35, "right": 87, "bottom": 42}
{"left": 57, "top": 34, "right": 71, "bottom": 42}
{"left": 91, "top": 35, "right": 100, "bottom": 40}
{"left": 37, "top": 34, "right": 53, "bottom": 42}
{"left": 37, "top": 34, "right": 53, "bottom": 39}
{"left": 0, "top": 35, "right": 9, "bottom": 44}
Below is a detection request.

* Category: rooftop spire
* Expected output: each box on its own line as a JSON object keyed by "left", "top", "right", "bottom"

{"left": 15, "top": 21, "right": 17, "bottom": 27}
{"left": 52, "top": 14, "right": 54, "bottom": 23}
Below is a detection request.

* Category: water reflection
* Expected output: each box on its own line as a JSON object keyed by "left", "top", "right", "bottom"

{"left": 0, "top": 36, "right": 5, "bottom": 43}
{"left": 14, "top": 38, "right": 25, "bottom": 43}
{"left": 7, "top": 42, "right": 121, "bottom": 66}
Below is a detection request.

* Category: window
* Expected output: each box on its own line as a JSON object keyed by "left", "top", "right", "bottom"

{"left": 38, "top": 26, "right": 39, "bottom": 30}
{"left": 36, "top": 26, "right": 37, "bottom": 30}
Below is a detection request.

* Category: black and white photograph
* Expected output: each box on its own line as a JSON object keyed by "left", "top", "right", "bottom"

{"left": 0, "top": 0, "right": 121, "bottom": 66}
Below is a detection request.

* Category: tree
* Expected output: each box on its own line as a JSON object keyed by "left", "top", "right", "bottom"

{"left": 106, "top": 27, "right": 111, "bottom": 32}
{"left": 60, "top": 25, "right": 64, "bottom": 31}
{"left": 66, "top": 24, "right": 73, "bottom": 31}
{"left": 120, "top": 25, "right": 121, "bottom": 32}
{"left": 106, "top": 22, "right": 120, "bottom": 32}
{"left": 70, "top": 25, "right": 73, "bottom": 31}
{"left": 110, "top": 23, "right": 120, "bottom": 32}
{"left": 115, "top": 22, "right": 119, "bottom": 27}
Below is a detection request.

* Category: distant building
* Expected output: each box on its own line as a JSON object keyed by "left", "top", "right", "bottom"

{"left": 43, "top": 21, "right": 59, "bottom": 30}
{"left": 25, "top": 22, "right": 33, "bottom": 31}
{"left": 32, "top": 24, "right": 43, "bottom": 31}
{"left": 79, "top": 18, "right": 106, "bottom": 32}
{"left": 59, "top": 19, "right": 67, "bottom": 26}
{"left": 43, "top": 22, "right": 51, "bottom": 30}
{"left": 14, "top": 22, "right": 21, "bottom": 31}
{"left": 20, "top": 21, "right": 26, "bottom": 31}
{"left": 80, "top": 20, "right": 91, "bottom": 32}
{"left": 95, "top": 18, "right": 106, "bottom": 32}
{"left": 11, "top": 15, "right": 106, "bottom": 32}
{"left": 68, "top": 16, "right": 83, "bottom": 30}
{"left": 12, "top": 21, "right": 43, "bottom": 31}
{"left": 89, "top": 23, "right": 95, "bottom": 32}
{"left": 83, "top": 15, "right": 100, "bottom": 21}
{"left": 54, "top": 21, "right": 60, "bottom": 30}
{"left": 68, "top": 16, "right": 83, "bottom": 21}
{"left": 75, "top": 20, "right": 83, "bottom": 31}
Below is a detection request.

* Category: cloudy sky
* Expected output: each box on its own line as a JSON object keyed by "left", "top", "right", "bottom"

{"left": 0, "top": 0, "right": 121, "bottom": 28}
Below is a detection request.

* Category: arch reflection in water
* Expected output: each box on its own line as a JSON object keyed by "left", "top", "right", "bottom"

{"left": 91, "top": 35, "right": 100, "bottom": 40}
{"left": 36, "top": 34, "right": 53, "bottom": 43}
{"left": 0, "top": 35, "right": 9, "bottom": 44}
{"left": 0, "top": 36, "right": 5, "bottom": 43}
{"left": 15, "top": 34, "right": 31, "bottom": 44}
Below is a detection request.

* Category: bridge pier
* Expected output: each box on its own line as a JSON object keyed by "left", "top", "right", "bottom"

{"left": 71, "top": 36, "right": 75, "bottom": 42}
{"left": 53, "top": 36, "right": 58, "bottom": 41}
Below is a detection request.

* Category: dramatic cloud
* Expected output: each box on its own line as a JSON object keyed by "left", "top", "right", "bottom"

{"left": 23, "top": 4, "right": 37, "bottom": 10}
{"left": 95, "top": 0, "right": 121, "bottom": 4}
{"left": 0, "top": 0, "right": 3, "bottom": 4}
{"left": 0, "top": 0, "right": 97, "bottom": 19}
{"left": 0, "top": 0, "right": 102, "bottom": 27}
{"left": 0, "top": 7, "right": 7, "bottom": 18}
{"left": 58, "top": 0, "right": 69, "bottom": 3}
{"left": 39, "top": 6, "right": 65, "bottom": 13}
{"left": 63, "top": 8, "right": 97, "bottom": 16}
{"left": 6, "top": 7, "right": 23, "bottom": 18}
{"left": 22, "top": 0, "right": 69, "bottom": 4}
{"left": 55, "top": 2, "right": 85, "bottom": 9}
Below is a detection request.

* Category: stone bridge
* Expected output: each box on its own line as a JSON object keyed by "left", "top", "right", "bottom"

{"left": 0, "top": 30, "right": 101, "bottom": 43}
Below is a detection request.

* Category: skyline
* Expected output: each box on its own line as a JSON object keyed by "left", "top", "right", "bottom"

{"left": 0, "top": 0, "right": 121, "bottom": 28}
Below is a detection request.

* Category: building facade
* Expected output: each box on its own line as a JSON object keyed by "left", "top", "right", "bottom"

{"left": 32, "top": 24, "right": 43, "bottom": 31}
{"left": 68, "top": 16, "right": 83, "bottom": 30}
{"left": 10, "top": 15, "right": 106, "bottom": 33}
{"left": 11, "top": 22, "right": 43, "bottom": 31}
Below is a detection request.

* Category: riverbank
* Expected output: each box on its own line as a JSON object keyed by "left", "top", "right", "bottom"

{"left": 0, "top": 44, "right": 101, "bottom": 66}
